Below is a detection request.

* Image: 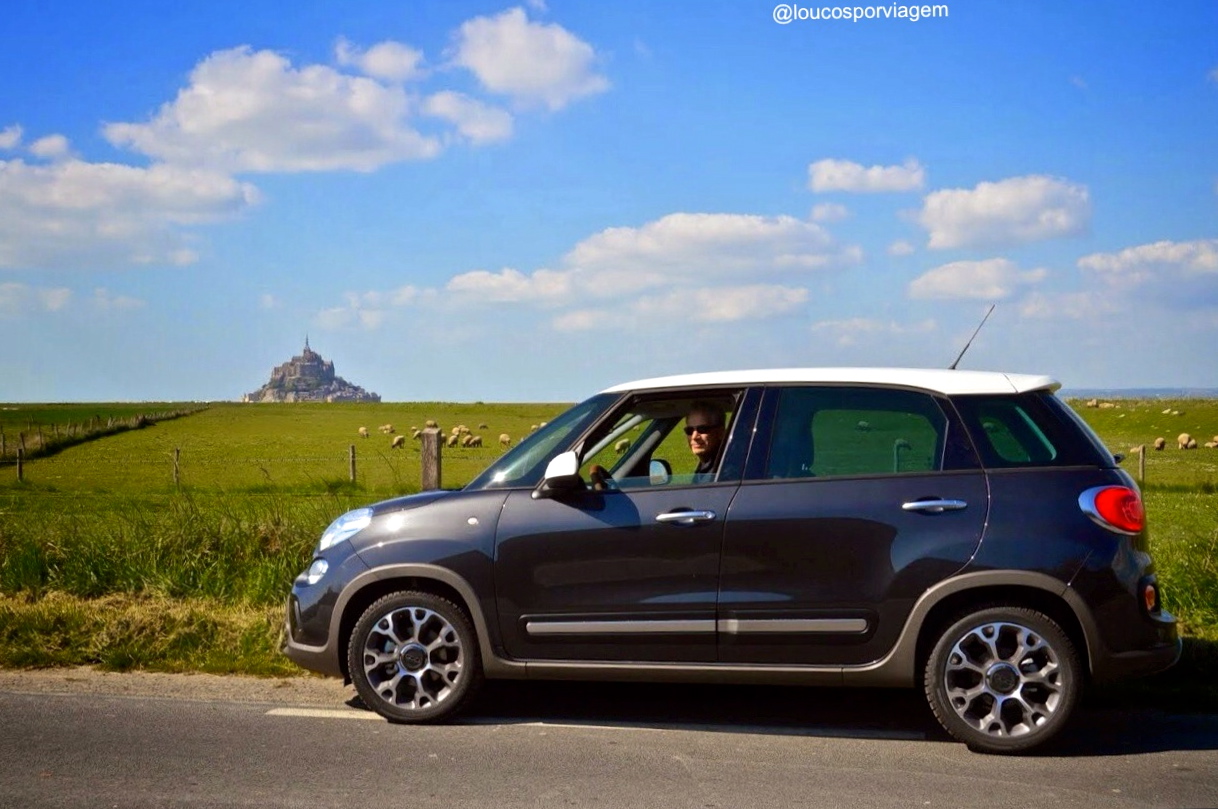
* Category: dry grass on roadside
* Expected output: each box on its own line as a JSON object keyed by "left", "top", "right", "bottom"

{"left": 0, "top": 591, "right": 299, "bottom": 676}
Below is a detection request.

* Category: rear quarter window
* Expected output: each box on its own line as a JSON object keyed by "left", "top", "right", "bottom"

{"left": 952, "top": 392, "right": 1113, "bottom": 469}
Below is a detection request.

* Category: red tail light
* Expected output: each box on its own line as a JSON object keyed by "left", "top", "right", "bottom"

{"left": 1079, "top": 485, "right": 1145, "bottom": 534}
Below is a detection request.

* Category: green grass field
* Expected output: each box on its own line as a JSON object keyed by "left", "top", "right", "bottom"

{"left": 1, "top": 397, "right": 1216, "bottom": 701}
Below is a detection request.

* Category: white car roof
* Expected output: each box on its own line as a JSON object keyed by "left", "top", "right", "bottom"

{"left": 600, "top": 368, "right": 1060, "bottom": 396}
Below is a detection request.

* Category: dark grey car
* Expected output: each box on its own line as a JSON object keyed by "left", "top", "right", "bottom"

{"left": 283, "top": 368, "right": 1180, "bottom": 754}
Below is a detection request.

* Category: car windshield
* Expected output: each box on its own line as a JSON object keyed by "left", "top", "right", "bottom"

{"left": 465, "top": 392, "right": 619, "bottom": 491}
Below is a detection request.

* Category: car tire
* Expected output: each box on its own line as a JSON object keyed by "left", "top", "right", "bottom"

{"left": 348, "top": 590, "right": 483, "bottom": 723}
{"left": 924, "top": 606, "right": 1081, "bottom": 754}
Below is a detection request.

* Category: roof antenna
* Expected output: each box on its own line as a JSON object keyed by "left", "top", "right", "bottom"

{"left": 949, "top": 304, "right": 995, "bottom": 370}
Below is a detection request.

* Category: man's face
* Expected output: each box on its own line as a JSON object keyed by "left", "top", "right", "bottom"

{"left": 685, "top": 411, "right": 724, "bottom": 460}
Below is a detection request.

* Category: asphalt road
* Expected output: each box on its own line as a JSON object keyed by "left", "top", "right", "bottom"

{"left": 1, "top": 670, "right": 1216, "bottom": 808}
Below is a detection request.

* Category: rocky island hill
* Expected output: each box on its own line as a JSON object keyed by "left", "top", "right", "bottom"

{"left": 243, "top": 339, "right": 380, "bottom": 403}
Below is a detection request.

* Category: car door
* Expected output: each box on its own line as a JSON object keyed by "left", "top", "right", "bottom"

{"left": 493, "top": 388, "right": 757, "bottom": 662}
{"left": 718, "top": 385, "right": 988, "bottom": 666}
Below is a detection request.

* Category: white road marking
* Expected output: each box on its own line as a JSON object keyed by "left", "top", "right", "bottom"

{"left": 264, "top": 708, "right": 924, "bottom": 740}
{"left": 266, "top": 708, "right": 382, "bottom": 720}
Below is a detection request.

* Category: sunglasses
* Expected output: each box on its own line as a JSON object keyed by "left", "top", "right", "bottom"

{"left": 684, "top": 424, "right": 722, "bottom": 436}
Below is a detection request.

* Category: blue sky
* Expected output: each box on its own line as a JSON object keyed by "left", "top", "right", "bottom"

{"left": 2, "top": 1, "right": 1216, "bottom": 402}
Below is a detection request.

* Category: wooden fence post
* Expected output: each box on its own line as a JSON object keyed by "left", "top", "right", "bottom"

{"left": 1138, "top": 444, "right": 1146, "bottom": 483}
{"left": 16, "top": 448, "right": 23, "bottom": 483}
{"left": 173, "top": 448, "right": 181, "bottom": 488}
{"left": 349, "top": 444, "right": 357, "bottom": 483}
{"left": 421, "top": 428, "right": 442, "bottom": 491}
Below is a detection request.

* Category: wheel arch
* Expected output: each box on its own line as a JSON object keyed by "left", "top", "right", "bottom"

{"left": 331, "top": 564, "right": 525, "bottom": 683}
{"left": 844, "top": 570, "right": 1099, "bottom": 687}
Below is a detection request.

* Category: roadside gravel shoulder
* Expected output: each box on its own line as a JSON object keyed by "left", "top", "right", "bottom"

{"left": 0, "top": 666, "right": 351, "bottom": 706}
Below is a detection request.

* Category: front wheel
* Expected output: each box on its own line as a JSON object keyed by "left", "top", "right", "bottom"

{"left": 348, "top": 591, "right": 483, "bottom": 723}
{"left": 924, "top": 607, "right": 1081, "bottom": 754}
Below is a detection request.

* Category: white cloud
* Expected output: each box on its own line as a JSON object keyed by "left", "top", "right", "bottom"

{"left": 633, "top": 284, "right": 809, "bottom": 323}
{"left": 811, "top": 317, "right": 936, "bottom": 347}
{"left": 29, "top": 134, "right": 71, "bottom": 160}
{"left": 446, "top": 267, "right": 570, "bottom": 302}
{"left": 551, "top": 308, "right": 614, "bottom": 332}
{"left": 314, "top": 285, "right": 429, "bottom": 331}
{"left": 335, "top": 38, "right": 425, "bottom": 83}
{"left": 808, "top": 158, "right": 925, "bottom": 193}
{"left": 0, "top": 125, "right": 24, "bottom": 150}
{"left": 450, "top": 7, "right": 609, "bottom": 110}
{"left": 104, "top": 46, "right": 442, "bottom": 173}
{"left": 324, "top": 211, "right": 848, "bottom": 333}
{"left": 0, "top": 158, "right": 259, "bottom": 269}
{"left": 0, "top": 282, "right": 72, "bottom": 316}
{"left": 1078, "top": 239, "right": 1218, "bottom": 286}
{"left": 1209, "top": 66, "right": 1218, "bottom": 84}
{"left": 422, "top": 91, "right": 513, "bottom": 144}
{"left": 92, "top": 287, "right": 144, "bottom": 311}
{"left": 564, "top": 212, "right": 845, "bottom": 289}
{"left": 918, "top": 175, "right": 1090, "bottom": 249}
{"left": 908, "top": 258, "right": 1048, "bottom": 300}
{"left": 1018, "top": 291, "right": 1120, "bottom": 321}
{"left": 810, "top": 202, "right": 848, "bottom": 222}
{"left": 888, "top": 240, "right": 915, "bottom": 257}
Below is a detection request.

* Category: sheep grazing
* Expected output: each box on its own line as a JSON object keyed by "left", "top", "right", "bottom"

{"left": 391, "top": 435, "right": 406, "bottom": 449}
{"left": 1178, "top": 433, "right": 1193, "bottom": 449}
{"left": 425, "top": 419, "right": 438, "bottom": 429}
{"left": 358, "top": 427, "right": 369, "bottom": 438}
{"left": 379, "top": 424, "right": 395, "bottom": 434}
{"left": 614, "top": 438, "right": 630, "bottom": 454}
{"left": 856, "top": 420, "right": 872, "bottom": 432}
{"left": 446, "top": 434, "right": 460, "bottom": 448}
{"left": 468, "top": 435, "right": 483, "bottom": 447}
{"left": 411, "top": 429, "right": 422, "bottom": 440}
{"left": 1153, "top": 437, "right": 1166, "bottom": 450}
{"left": 1098, "top": 402, "right": 1116, "bottom": 409}
{"left": 1086, "top": 399, "right": 1098, "bottom": 408}
{"left": 499, "top": 433, "right": 512, "bottom": 447}
{"left": 479, "top": 423, "right": 489, "bottom": 430}
{"left": 1205, "top": 441, "right": 1218, "bottom": 449}
{"left": 530, "top": 424, "right": 538, "bottom": 432}
{"left": 1187, "top": 438, "right": 1198, "bottom": 449}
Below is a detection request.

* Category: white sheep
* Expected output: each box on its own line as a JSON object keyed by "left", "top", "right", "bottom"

{"left": 1204, "top": 441, "right": 1218, "bottom": 449}
{"left": 425, "top": 419, "right": 438, "bottom": 429}
{"left": 856, "top": 420, "right": 872, "bottom": 432}
{"left": 446, "top": 434, "right": 460, "bottom": 448}
{"left": 1178, "top": 433, "right": 1193, "bottom": 449}
{"left": 379, "top": 424, "right": 395, "bottom": 434}
{"left": 479, "top": 423, "right": 489, "bottom": 430}
{"left": 391, "top": 434, "right": 406, "bottom": 449}
{"left": 1153, "top": 437, "right": 1166, "bottom": 450}
{"left": 614, "top": 439, "right": 630, "bottom": 454}
{"left": 412, "top": 429, "right": 422, "bottom": 440}
{"left": 1187, "top": 438, "right": 1198, "bottom": 449}
{"left": 358, "top": 427, "right": 369, "bottom": 438}
{"left": 499, "top": 433, "right": 512, "bottom": 447}
{"left": 468, "top": 435, "right": 483, "bottom": 447}
{"left": 1086, "top": 399, "right": 1098, "bottom": 408}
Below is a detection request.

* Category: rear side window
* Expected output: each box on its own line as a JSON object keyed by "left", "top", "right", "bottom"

{"left": 952, "top": 392, "right": 1112, "bottom": 469}
{"left": 763, "top": 387, "right": 972, "bottom": 479}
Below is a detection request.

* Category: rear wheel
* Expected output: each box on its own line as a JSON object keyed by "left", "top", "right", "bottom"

{"left": 924, "top": 607, "right": 1080, "bottom": 754}
{"left": 348, "top": 590, "right": 482, "bottom": 723}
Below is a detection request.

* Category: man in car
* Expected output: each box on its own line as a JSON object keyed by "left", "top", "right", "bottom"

{"left": 686, "top": 400, "right": 727, "bottom": 481}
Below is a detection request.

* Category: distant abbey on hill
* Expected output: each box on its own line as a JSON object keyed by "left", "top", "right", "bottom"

{"left": 243, "top": 339, "right": 380, "bottom": 403}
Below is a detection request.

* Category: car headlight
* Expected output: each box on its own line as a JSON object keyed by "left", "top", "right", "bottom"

{"left": 317, "top": 507, "right": 373, "bottom": 551}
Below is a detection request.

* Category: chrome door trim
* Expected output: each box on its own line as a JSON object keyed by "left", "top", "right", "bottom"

{"left": 526, "top": 619, "right": 716, "bottom": 636}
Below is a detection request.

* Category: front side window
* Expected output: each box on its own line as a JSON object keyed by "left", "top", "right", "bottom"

{"left": 578, "top": 390, "right": 742, "bottom": 488}
{"left": 765, "top": 387, "right": 955, "bottom": 479}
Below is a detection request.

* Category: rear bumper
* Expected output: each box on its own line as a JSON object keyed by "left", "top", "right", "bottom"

{"left": 1090, "top": 611, "right": 1181, "bottom": 682}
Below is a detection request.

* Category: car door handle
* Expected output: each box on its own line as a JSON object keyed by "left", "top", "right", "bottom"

{"left": 901, "top": 499, "right": 968, "bottom": 514}
{"left": 655, "top": 509, "right": 717, "bottom": 525}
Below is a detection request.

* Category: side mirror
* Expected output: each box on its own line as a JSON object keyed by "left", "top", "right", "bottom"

{"left": 649, "top": 458, "right": 672, "bottom": 486}
{"left": 532, "top": 451, "right": 584, "bottom": 500}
